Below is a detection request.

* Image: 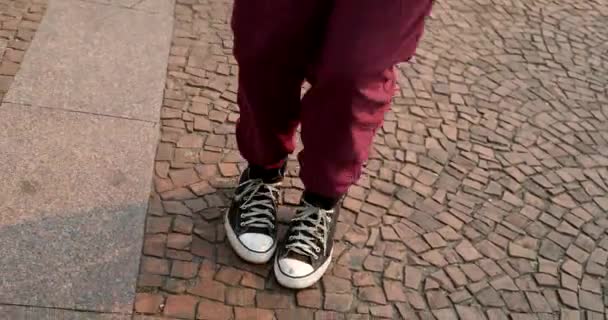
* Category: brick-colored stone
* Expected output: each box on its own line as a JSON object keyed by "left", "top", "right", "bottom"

{"left": 197, "top": 299, "right": 233, "bottom": 320}
{"left": 322, "top": 275, "right": 352, "bottom": 293}
{"left": 297, "top": 289, "right": 322, "bottom": 308}
{"left": 215, "top": 266, "right": 243, "bottom": 285}
{"left": 170, "top": 168, "right": 199, "bottom": 187}
{"left": 455, "top": 305, "right": 486, "bottom": 320}
{"left": 138, "top": 273, "right": 163, "bottom": 287}
{"left": 256, "top": 292, "right": 289, "bottom": 309}
{"left": 558, "top": 289, "right": 579, "bottom": 309}
{"left": 171, "top": 261, "right": 199, "bottom": 279}
{"left": 226, "top": 287, "right": 256, "bottom": 306}
{"left": 578, "top": 290, "right": 603, "bottom": 312}
{"left": 508, "top": 242, "right": 537, "bottom": 260}
{"left": 502, "top": 291, "right": 530, "bottom": 312}
{"left": 234, "top": 308, "right": 274, "bottom": 320}
{"left": 240, "top": 272, "right": 265, "bottom": 289}
{"left": 561, "top": 259, "right": 583, "bottom": 279}
{"left": 359, "top": 287, "right": 387, "bottom": 305}
{"left": 476, "top": 287, "right": 504, "bottom": 307}
{"left": 134, "top": 293, "right": 164, "bottom": 314}
{"left": 164, "top": 295, "right": 198, "bottom": 319}
{"left": 353, "top": 271, "right": 375, "bottom": 287}
{"left": 362, "top": 255, "right": 384, "bottom": 272}
{"left": 383, "top": 280, "right": 407, "bottom": 302}
{"left": 141, "top": 257, "right": 170, "bottom": 275}
{"left": 324, "top": 293, "right": 354, "bottom": 312}
{"left": 405, "top": 266, "right": 423, "bottom": 289}
{"left": 143, "top": 234, "right": 166, "bottom": 257}
{"left": 188, "top": 279, "right": 226, "bottom": 302}
{"left": 426, "top": 290, "right": 451, "bottom": 309}
{"left": 455, "top": 240, "right": 483, "bottom": 261}
{"left": 369, "top": 305, "right": 393, "bottom": 318}
{"left": 525, "top": 292, "right": 552, "bottom": 313}
{"left": 276, "top": 309, "right": 314, "bottom": 320}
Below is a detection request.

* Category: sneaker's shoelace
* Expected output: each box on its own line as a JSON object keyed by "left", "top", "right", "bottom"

{"left": 284, "top": 202, "right": 332, "bottom": 260}
{"left": 235, "top": 179, "right": 279, "bottom": 230}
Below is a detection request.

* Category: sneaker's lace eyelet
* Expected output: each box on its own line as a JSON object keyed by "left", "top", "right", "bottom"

{"left": 240, "top": 222, "right": 245, "bottom": 226}
{"left": 315, "top": 247, "right": 321, "bottom": 253}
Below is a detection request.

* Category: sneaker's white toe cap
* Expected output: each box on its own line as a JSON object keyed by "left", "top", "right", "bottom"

{"left": 239, "top": 233, "right": 274, "bottom": 253}
{"left": 277, "top": 258, "right": 314, "bottom": 277}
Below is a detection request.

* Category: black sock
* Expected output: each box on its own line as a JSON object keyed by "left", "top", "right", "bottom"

{"left": 303, "top": 191, "right": 340, "bottom": 211}
{"left": 247, "top": 162, "right": 286, "bottom": 184}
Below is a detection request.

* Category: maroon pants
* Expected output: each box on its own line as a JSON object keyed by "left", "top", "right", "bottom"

{"left": 233, "top": 0, "right": 432, "bottom": 198}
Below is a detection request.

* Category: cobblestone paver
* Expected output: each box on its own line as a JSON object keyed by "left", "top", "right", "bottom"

{"left": 0, "top": 0, "right": 46, "bottom": 102}
{"left": 136, "top": 0, "right": 608, "bottom": 318}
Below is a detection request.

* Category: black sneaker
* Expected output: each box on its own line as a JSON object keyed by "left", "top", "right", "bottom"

{"left": 225, "top": 166, "right": 283, "bottom": 264}
{"left": 274, "top": 197, "right": 339, "bottom": 289}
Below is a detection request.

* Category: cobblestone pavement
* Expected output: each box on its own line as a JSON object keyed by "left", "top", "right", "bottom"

{"left": 0, "top": 0, "right": 46, "bottom": 102}
{"left": 135, "top": 0, "right": 608, "bottom": 319}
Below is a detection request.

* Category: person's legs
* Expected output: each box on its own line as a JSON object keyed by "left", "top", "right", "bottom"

{"left": 300, "top": 0, "right": 433, "bottom": 201}
{"left": 275, "top": 0, "right": 433, "bottom": 288}
{"left": 227, "top": 0, "right": 328, "bottom": 264}
{"left": 232, "top": 0, "right": 329, "bottom": 169}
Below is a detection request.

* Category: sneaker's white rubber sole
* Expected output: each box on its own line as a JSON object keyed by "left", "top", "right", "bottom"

{"left": 224, "top": 210, "right": 276, "bottom": 264}
{"left": 273, "top": 249, "right": 333, "bottom": 289}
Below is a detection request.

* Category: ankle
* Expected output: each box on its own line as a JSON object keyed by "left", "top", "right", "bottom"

{"left": 248, "top": 161, "right": 286, "bottom": 184}
{"left": 302, "top": 191, "right": 340, "bottom": 211}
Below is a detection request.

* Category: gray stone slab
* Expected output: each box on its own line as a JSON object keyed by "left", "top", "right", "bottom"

{"left": 0, "top": 305, "right": 130, "bottom": 320}
{"left": 4, "top": 0, "right": 173, "bottom": 122}
{"left": 0, "top": 103, "right": 158, "bottom": 313}
{"left": 0, "top": 39, "right": 7, "bottom": 59}
{"left": 83, "top": 0, "right": 175, "bottom": 14}
{"left": 131, "top": 0, "right": 175, "bottom": 14}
